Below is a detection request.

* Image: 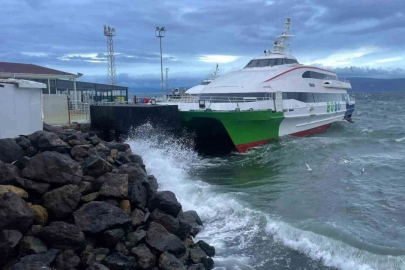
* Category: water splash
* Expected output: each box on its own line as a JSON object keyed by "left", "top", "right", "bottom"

{"left": 125, "top": 123, "right": 405, "bottom": 270}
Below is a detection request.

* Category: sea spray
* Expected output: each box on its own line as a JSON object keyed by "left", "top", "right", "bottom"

{"left": 126, "top": 123, "right": 405, "bottom": 270}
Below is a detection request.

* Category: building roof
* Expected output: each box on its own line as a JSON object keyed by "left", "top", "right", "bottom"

{"left": 0, "top": 62, "right": 78, "bottom": 79}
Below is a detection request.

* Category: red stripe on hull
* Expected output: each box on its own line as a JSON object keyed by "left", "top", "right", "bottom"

{"left": 235, "top": 139, "right": 272, "bottom": 153}
{"left": 290, "top": 123, "right": 332, "bottom": 137}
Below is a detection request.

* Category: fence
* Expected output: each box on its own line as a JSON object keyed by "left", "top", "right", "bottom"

{"left": 68, "top": 101, "right": 90, "bottom": 123}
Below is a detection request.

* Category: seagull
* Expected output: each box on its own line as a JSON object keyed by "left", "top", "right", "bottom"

{"left": 361, "top": 168, "right": 365, "bottom": 173}
{"left": 305, "top": 163, "right": 312, "bottom": 171}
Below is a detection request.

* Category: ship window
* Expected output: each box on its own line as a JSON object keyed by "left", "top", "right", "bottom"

{"left": 283, "top": 92, "right": 344, "bottom": 102}
{"left": 302, "top": 71, "right": 337, "bottom": 80}
{"left": 268, "top": 59, "right": 277, "bottom": 66}
{"left": 285, "top": 59, "right": 298, "bottom": 64}
{"left": 257, "top": 59, "right": 270, "bottom": 67}
{"left": 245, "top": 60, "right": 259, "bottom": 68}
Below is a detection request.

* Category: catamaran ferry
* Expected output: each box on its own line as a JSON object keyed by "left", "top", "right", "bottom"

{"left": 168, "top": 18, "right": 355, "bottom": 153}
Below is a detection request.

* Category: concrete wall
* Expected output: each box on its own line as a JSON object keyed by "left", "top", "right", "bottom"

{"left": 43, "top": 94, "right": 69, "bottom": 125}
{"left": 0, "top": 84, "right": 43, "bottom": 139}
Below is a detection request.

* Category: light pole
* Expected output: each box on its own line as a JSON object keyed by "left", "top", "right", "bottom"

{"left": 155, "top": 27, "right": 166, "bottom": 101}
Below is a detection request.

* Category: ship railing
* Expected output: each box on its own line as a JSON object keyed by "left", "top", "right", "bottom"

{"left": 325, "top": 77, "right": 350, "bottom": 83}
{"left": 167, "top": 95, "right": 273, "bottom": 103}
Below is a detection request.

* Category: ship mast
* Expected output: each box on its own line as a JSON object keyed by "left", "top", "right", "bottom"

{"left": 272, "top": 17, "right": 295, "bottom": 54}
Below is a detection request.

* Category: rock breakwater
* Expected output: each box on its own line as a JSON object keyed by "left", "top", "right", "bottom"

{"left": 0, "top": 126, "right": 214, "bottom": 270}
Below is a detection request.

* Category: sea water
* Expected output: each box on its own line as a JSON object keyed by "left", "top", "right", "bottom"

{"left": 126, "top": 91, "right": 405, "bottom": 270}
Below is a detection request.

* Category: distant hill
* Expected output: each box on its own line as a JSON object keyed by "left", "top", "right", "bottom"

{"left": 348, "top": 77, "right": 405, "bottom": 92}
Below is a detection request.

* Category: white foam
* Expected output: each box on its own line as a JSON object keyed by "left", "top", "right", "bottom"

{"left": 395, "top": 137, "right": 405, "bottom": 142}
{"left": 125, "top": 124, "right": 405, "bottom": 270}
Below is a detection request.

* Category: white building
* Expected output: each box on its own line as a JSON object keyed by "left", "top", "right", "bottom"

{"left": 0, "top": 79, "right": 45, "bottom": 139}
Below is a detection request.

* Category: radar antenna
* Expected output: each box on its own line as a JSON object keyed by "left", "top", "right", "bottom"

{"left": 272, "top": 18, "right": 295, "bottom": 54}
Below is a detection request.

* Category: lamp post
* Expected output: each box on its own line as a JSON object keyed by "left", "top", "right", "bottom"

{"left": 155, "top": 27, "right": 166, "bottom": 101}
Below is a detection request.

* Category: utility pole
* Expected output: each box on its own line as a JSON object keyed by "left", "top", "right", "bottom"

{"left": 165, "top": 68, "right": 169, "bottom": 93}
{"left": 104, "top": 25, "right": 117, "bottom": 86}
{"left": 155, "top": 27, "right": 166, "bottom": 100}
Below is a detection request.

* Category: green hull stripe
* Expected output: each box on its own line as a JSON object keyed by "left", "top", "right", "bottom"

{"left": 180, "top": 110, "right": 284, "bottom": 146}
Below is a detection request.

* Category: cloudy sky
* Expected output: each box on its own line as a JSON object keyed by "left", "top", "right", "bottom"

{"left": 2, "top": 0, "right": 405, "bottom": 89}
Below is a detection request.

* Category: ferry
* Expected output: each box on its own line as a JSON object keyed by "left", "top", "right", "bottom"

{"left": 185, "top": 64, "right": 219, "bottom": 96}
{"left": 168, "top": 18, "right": 355, "bottom": 153}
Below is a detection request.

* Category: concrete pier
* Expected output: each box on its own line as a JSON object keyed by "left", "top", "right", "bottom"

{"left": 90, "top": 104, "right": 180, "bottom": 140}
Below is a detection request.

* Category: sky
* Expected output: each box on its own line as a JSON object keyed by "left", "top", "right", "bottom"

{"left": 1, "top": 0, "right": 405, "bottom": 90}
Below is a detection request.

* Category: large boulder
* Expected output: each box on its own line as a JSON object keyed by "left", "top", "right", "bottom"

{"left": 13, "top": 248, "right": 60, "bottom": 270}
{"left": 22, "top": 151, "right": 83, "bottom": 185}
{"left": 0, "top": 185, "right": 28, "bottom": 198}
{"left": 83, "top": 156, "right": 113, "bottom": 178}
{"left": 104, "top": 142, "right": 131, "bottom": 152}
{"left": 117, "top": 163, "right": 147, "bottom": 183}
{"left": 0, "top": 192, "right": 34, "bottom": 232}
{"left": 189, "top": 246, "right": 207, "bottom": 264}
{"left": 0, "top": 138, "right": 24, "bottom": 163}
{"left": 128, "top": 181, "right": 147, "bottom": 208}
{"left": 0, "top": 162, "right": 21, "bottom": 184}
{"left": 148, "top": 191, "right": 182, "bottom": 217}
{"left": 104, "top": 252, "right": 136, "bottom": 270}
{"left": 55, "top": 249, "right": 81, "bottom": 270}
{"left": 145, "top": 175, "right": 158, "bottom": 196}
{"left": 177, "top": 211, "right": 203, "bottom": 239}
{"left": 131, "top": 209, "right": 145, "bottom": 227}
{"left": 159, "top": 252, "right": 186, "bottom": 270}
{"left": 15, "top": 136, "right": 31, "bottom": 150}
{"left": 41, "top": 221, "right": 85, "bottom": 251}
{"left": 98, "top": 173, "right": 128, "bottom": 198}
{"left": 195, "top": 241, "right": 215, "bottom": 257}
{"left": 43, "top": 185, "right": 81, "bottom": 219}
{"left": 73, "top": 201, "right": 131, "bottom": 233}
{"left": 71, "top": 144, "right": 91, "bottom": 161}
{"left": 127, "top": 229, "right": 147, "bottom": 249}
{"left": 14, "top": 177, "right": 50, "bottom": 195}
{"left": 28, "top": 130, "right": 68, "bottom": 151}
{"left": 0, "top": 230, "right": 23, "bottom": 263}
{"left": 145, "top": 222, "right": 186, "bottom": 257}
{"left": 150, "top": 209, "right": 179, "bottom": 234}
{"left": 80, "top": 248, "right": 109, "bottom": 267}
{"left": 131, "top": 244, "right": 157, "bottom": 269}
{"left": 20, "top": 236, "right": 48, "bottom": 255}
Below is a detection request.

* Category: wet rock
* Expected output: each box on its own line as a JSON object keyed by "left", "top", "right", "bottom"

{"left": 195, "top": 241, "right": 215, "bottom": 257}
{"left": 177, "top": 211, "right": 203, "bottom": 239}
{"left": 27, "top": 130, "right": 48, "bottom": 146}
{"left": 55, "top": 249, "right": 80, "bottom": 270}
{"left": 26, "top": 146, "right": 38, "bottom": 157}
{"left": 115, "top": 242, "right": 129, "bottom": 256}
{"left": 95, "top": 143, "right": 112, "bottom": 156}
{"left": 20, "top": 236, "right": 48, "bottom": 255}
{"left": 71, "top": 144, "right": 91, "bottom": 160}
{"left": 0, "top": 138, "right": 24, "bottom": 163}
{"left": 150, "top": 209, "right": 179, "bottom": 234}
{"left": 148, "top": 191, "right": 182, "bottom": 218}
{"left": 35, "top": 131, "right": 69, "bottom": 151}
{"left": 102, "top": 229, "right": 126, "bottom": 248}
{"left": 0, "top": 192, "right": 34, "bottom": 231}
{"left": 99, "top": 173, "right": 128, "bottom": 198}
{"left": 15, "top": 136, "right": 31, "bottom": 150}
{"left": 187, "top": 263, "right": 205, "bottom": 270}
{"left": 80, "top": 181, "right": 95, "bottom": 195}
{"left": 0, "top": 185, "right": 28, "bottom": 198}
{"left": 146, "top": 222, "right": 186, "bottom": 257}
{"left": 128, "top": 181, "right": 147, "bottom": 208}
{"left": 43, "top": 185, "right": 81, "bottom": 219}
{"left": 201, "top": 257, "right": 214, "bottom": 270}
{"left": 81, "top": 192, "right": 99, "bottom": 203}
{"left": 81, "top": 248, "right": 109, "bottom": 267}
{"left": 120, "top": 200, "right": 131, "bottom": 215}
{"left": 0, "top": 162, "right": 21, "bottom": 184}
{"left": 110, "top": 149, "right": 119, "bottom": 159}
{"left": 159, "top": 252, "right": 186, "bottom": 270}
{"left": 105, "top": 198, "right": 119, "bottom": 207}
{"left": 117, "top": 163, "right": 147, "bottom": 183}
{"left": 22, "top": 151, "right": 82, "bottom": 185}
{"left": 28, "top": 204, "right": 48, "bottom": 226}
{"left": 83, "top": 156, "right": 113, "bottom": 178}
{"left": 104, "top": 142, "right": 130, "bottom": 152}
{"left": 131, "top": 244, "right": 157, "bottom": 269}
{"left": 189, "top": 246, "right": 207, "bottom": 264}
{"left": 13, "top": 249, "right": 60, "bottom": 270}
{"left": 89, "top": 135, "right": 102, "bottom": 146}
{"left": 14, "top": 177, "right": 50, "bottom": 195}
{"left": 86, "top": 263, "right": 110, "bottom": 270}
{"left": 41, "top": 221, "right": 85, "bottom": 251}
{"left": 82, "top": 175, "right": 96, "bottom": 182}
{"left": 131, "top": 209, "right": 145, "bottom": 227}
{"left": 145, "top": 175, "right": 158, "bottom": 196}
{"left": 104, "top": 252, "right": 136, "bottom": 270}
{"left": 43, "top": 123, "right": 62, "bottom": 133}
{"left": 127, "top": 229, "right": 147, "bottom": 249}
{"left": 14, "top": 156, "right": 31, "bottom": 170}
{"left": 0, "top": 230, "right": 23, "bottom": 263}
{"left": 74, "top": 201, "right": 131, "bottom": 233}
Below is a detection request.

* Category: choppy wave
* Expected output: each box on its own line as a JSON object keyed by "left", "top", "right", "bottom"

{"left": 125, "top": 121, "right": 405, "bottom": 270}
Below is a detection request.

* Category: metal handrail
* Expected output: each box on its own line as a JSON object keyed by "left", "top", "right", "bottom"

{"left": 324, "top": 77, "right": 350, "bottom": 83}
{"left": 166, "top": 95, "right": 273, "bottom": 104}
